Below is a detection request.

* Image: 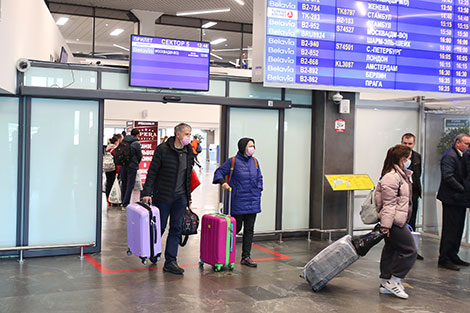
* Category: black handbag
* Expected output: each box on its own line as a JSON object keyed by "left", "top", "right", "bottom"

{"left": 179, "top": 207, "right": 199, "bottom": 247}
{"left": 352, "top": 224, "right": 388, "bottom": 256}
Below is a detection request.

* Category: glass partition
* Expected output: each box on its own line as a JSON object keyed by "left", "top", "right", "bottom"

{"left": 283, "top": 108, "right": 311, "bottom": 230}
{"left": 229, "top": 108, "right": 279, "bottom": 232}
{"left": 285, "top": 89, "right": 312, "bottom": 105}
{"left": 24, "top": 67, "right": 98, "bottom": 89}
{"left": 101, "top": 72, "right": 226, "bottom": 96}
{"left": 0, "top": 97, "right": 19, "bottom": 247}
{"left": 29, "top": 98, "right": 99, "bottom": 245}
{"left": 229, "top": 81, "right": 282, "bottom": 100}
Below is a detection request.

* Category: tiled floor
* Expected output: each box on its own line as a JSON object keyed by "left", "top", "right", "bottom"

{"left": 1, "top": 163, "right": 470, "bottom": 312}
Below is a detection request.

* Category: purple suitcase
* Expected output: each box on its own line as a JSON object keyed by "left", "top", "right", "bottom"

{"left": 126, "top": 202, "right": 162, "bottom": 265}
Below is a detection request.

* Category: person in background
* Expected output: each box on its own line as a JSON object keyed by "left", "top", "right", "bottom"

{"left": 142, "top": 123, "right": 195, "bottom": 275}
{"left": 213, "top": 137, "right": 263, "bottom": 268}
{"left": 375, "top": 144, "right": 416, "bottom": 299}
{"left": 437, "top": 133, "right": 470, "bottom": 271}
{"left": 120, "top": 128, "right": 142, "bottom": 209}
{"left": 400, "top": 133, "right": 423, "bottom": 260}
{"left": 191, "top": 135, "right": 202, "bottom": 168}
{"left": 105, "top": 135, "right": 120, "bottom": 205}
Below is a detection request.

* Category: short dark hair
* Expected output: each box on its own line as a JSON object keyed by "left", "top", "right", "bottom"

{"left": 401, "top": 133, "right": 415, "bottom": 142}
{"left": 131, "top": 128, "right": 140, "bottom": 136}
{"left": 174, "top": 123, "right": 191, "bottom": 134}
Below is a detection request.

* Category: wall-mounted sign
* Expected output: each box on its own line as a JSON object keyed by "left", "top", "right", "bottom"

{"left": 444, "top": 119, "right": 470, "bottom": 132}
{"left": 335, "top": 119, "right": 346, "bottom": 132}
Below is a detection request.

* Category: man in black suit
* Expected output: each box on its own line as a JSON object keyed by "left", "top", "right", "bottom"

{"left": 437, "top": 133, "right": 470, "bottom": 271}
{"left": 401, "top": 133, "right": 423, "bottom": 260}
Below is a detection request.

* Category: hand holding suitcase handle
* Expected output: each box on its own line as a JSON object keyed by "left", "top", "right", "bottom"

{"left": 142, "top": 196, "right": 152, "bottom": 205}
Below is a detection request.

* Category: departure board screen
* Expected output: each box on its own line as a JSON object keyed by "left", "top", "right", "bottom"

{"left": 130, "top": 35, "right": 210, "bottom": 91}
{"left": 265, "top": 0, "right": 470, "bottom": 94}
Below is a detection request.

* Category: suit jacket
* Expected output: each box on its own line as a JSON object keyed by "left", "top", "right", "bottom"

{"left": 437, "top": 146, "right": 466, "bottom": 205}
{"left": 410, "top": 150, "right": 422, "bottom": 198}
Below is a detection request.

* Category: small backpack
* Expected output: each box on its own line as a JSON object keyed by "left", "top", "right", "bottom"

{"left": 360, "top": 172, "right": 402, "bottom": 224}
{"left": 114, "top": 141, "right": 132, "bottom": 166}
{"left": 103, "top": 151, "right": 116, "bottom": 172}
{"left": 196, "top": 143, "right": 202, "bottom": 154}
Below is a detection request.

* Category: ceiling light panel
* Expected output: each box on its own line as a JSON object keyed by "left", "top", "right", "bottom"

{"left": 202, "top": 21, "right": 218, "bottom": 29}
{"left": 110, "top": 28, "right": 124, "bottom": 36}
{"left": 234, "top": 0, "right": 245, "bottom": 5}
{"left": 56, "top": 17, "right": 69, "bottom": 25}
{"left": 210, "top": 38, "right": 227, "bottom": 45}
{"left": 176, "top": 8, "right": 230, "bottom": 16}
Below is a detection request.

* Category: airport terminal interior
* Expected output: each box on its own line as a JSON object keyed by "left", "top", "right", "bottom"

{"left": 2, "top": 0, "right": 470, "bottom": 312}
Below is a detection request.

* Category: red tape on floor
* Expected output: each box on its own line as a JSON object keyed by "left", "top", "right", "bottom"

{"left": 85, "top": 244, "right": 292, "bottom": 274}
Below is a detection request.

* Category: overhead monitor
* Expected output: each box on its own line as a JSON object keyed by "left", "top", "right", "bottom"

{"left": 264, "top": 0, "right": 470, "bottom": 95}
{"left": 59, "top": 47, "right": 68, "bottom": 63}
{"left": 129, "top": 35, "right": 210, "bottom": 91}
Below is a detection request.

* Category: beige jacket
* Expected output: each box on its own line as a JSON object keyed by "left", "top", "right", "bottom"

{"left": 375, "top": 165, "right": 413, "bottom": 229}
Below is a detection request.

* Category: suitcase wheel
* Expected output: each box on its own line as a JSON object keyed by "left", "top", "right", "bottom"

{"left": 149, "top": 254, "right": 161, "bottom": 264}
{"left": 213, "top": 265, "right": 222, "bottom": 272}
{"left": 199, "top": 259, "right": 204, "bottom": 266}
{"left": 229, "top": 263, "right": 234, "bottom": 271}
{"left": 140, "top": 257, "right": 148, "bottom": 265}
{"left": 126, "top": 249, "right": 132, "bottom": 256}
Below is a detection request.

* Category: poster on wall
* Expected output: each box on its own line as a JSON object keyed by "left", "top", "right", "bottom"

{"left": 444, "top": 119, "right": 470, "bottom": 132}
{"left": 127, "top": 120, "right": 158, "bottom": 183}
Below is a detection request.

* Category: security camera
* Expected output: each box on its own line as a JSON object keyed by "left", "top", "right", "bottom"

{"left": 16, "top": 58, "right": 31, "bottom": 73}
{"left": 332, "top": 92, "right": 343, "bottom": 104}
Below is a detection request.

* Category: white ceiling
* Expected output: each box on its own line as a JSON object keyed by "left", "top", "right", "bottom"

{"left": 49, "top": 0, "right": 254, "bottom": 23}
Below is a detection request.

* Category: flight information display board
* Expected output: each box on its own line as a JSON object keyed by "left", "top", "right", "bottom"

{"left": 130, "top": 35, "right": 210, "bottom": 91}
{"left": 265, "top": 0, "right": 470, "bottom": 94}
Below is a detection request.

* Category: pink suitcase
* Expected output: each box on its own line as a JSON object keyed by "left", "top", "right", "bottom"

{"left": 200, "top": 189, "right": 236, "bottom": 271}
{"left": 126, "top": 202, "right": 162, "bottom": 265}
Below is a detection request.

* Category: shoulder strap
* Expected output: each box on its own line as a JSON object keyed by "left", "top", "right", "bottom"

{"left": 253, "top": 156, "right": 258, "bottom": 169}
{"left": 394, "top": 172, "right": 402, "bottom": 196}
{"left": 227, "top": 157, "right": 236, "bottom": 184}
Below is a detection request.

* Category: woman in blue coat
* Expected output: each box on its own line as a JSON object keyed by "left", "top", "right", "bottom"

{"left": 213, "top": 137, "right": 263, "bottom": 267}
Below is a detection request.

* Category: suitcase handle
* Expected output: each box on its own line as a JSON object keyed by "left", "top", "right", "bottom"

{"left": 220, "top": 187, "right": 232, "bottom": 215}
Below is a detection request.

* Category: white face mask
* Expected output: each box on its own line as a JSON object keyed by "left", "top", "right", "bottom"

{"left": 403, "top": 159, "right": 411, "bottom": 169}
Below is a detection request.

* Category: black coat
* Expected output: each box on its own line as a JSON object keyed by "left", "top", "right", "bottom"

{"left": 410, "top": 150, "right": 422, "bottom": 198}
{"left": 123, "top": 135, "right": 142, "bottom": 170}
{"left": 437, "top": 146, "right": 466, "bottom": 205}
{"left": 462, "top": 151, "right": 470, "bottom": 206}
{"left": 141, "top": 136, "right": 194, "bottom": 205}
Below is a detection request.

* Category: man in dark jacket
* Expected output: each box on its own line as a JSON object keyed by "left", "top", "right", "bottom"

{"left": 121, "top": 128, "right": 142, "bottom": 208}
{"left": 142, "top": 123, "right": 194, "bottom": 275}
{"left": 401, "top": 133, "right": 423, "bottom": 260}
{"left": 437, "top": 133, "right": 470, "bottom": 271}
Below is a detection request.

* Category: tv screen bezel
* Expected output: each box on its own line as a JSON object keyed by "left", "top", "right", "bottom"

{"left": 129, "top": 34, "right": 211, "bottom": 92}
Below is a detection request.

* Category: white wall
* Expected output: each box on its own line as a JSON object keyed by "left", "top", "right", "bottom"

{"left": 104, "top": 100, "right": 221, "bottom": 143}
{"left": 0, "top": 0, "right": 72, "bottom": 94}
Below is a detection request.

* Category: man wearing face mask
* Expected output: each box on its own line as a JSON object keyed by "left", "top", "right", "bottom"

{"left": 213, "top": 137, "right": 263, "bottom": 267}
{"left": 437, "top": 133, "right": 470, "bottom": 271}
{"left": 142, "top": 123, "right": 194, "bottom": 275}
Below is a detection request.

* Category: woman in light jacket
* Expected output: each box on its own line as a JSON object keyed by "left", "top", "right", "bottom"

{"left": 375, "top": 144, "right": 417, "bottom": 299}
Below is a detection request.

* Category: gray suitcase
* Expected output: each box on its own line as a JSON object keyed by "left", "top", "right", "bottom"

{"left": 301, "top": 235, "right": 359, "bottom": 292}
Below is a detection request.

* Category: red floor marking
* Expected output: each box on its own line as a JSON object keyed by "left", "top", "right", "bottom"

{"left": 84, "top": 244, "right": 292, "bottom": 274}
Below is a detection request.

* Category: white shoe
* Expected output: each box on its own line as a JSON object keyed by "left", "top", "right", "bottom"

{"left": 384, "top": 280, "right": 409, "bottom": 299}
{"left": 379, "top": 285, "right": 392, "bottom": 295}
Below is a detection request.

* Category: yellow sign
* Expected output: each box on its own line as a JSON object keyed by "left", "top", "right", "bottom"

{"left": 325, "top": 174, "right": 374, "bottom": 191}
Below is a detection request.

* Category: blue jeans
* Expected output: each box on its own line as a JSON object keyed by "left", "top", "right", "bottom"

{"left": 121, "top": 166, "right": 137, "bottom": 207}
{"left": 155, "top": 194, "right": 187, "bottom": 264}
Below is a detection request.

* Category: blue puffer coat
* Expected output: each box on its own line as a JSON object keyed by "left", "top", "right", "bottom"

{"left": 213, "top": 152, "right": 263, "bottom": 215}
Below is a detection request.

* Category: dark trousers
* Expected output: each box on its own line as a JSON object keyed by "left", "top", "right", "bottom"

{"left": 105, "top": 170, "right": 116, "bottom": 199}
{"left": 233, "top": 214, "right": 257, "bottom": 259}
{"left": 439, "top": 204, "right": 467, "bottom": 264}
{"left": 408, "top": 193, "right": 419, "bottom": 231}
{"left": 155, "top": 194, "right": 187, "bottom": 264}
{"left": 380, "top": 224, "right": 417, "bottom": 279}
{"left": 120, "top": 166, "right": 137, "bottom": 207}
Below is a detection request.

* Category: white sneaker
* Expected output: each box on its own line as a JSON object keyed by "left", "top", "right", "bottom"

{"left": 384, "top": 280, "right": 409, "bottom": 299}
{"left": 379, "top": 285, "right": 392, "bottom": 295}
